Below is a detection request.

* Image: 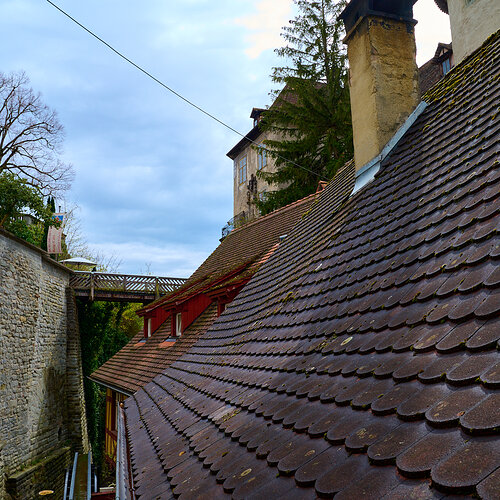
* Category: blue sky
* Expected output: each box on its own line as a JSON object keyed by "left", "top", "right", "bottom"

{"left": 0, "top": 0, "right": 450, "bottom": 278}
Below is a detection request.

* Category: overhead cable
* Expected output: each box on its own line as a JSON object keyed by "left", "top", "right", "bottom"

{"left": 45, "top": 0, "right": 321, "bottom": 178}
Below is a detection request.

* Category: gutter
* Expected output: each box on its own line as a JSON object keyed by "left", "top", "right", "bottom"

{"left": 87, "top": 376, "right": 135, "bottom": 398}
{"left": 116, "top": 405, "right": 135, "bottom": 500}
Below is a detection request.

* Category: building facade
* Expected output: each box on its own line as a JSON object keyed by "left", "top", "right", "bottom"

{"left": 227, "top": 108, "right": 283, "bottom": 223}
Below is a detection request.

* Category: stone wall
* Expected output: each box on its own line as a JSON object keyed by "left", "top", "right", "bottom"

{"left": 5, "top": 447, "right": 72, "bottom": 499}
{"left": 0, "top": 229, "right": 88, "bottom": 499}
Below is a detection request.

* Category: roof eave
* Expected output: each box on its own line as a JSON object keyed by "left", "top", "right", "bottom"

{"left": 434, "top": 0, "right": 448, "bottom": 14}
{"left": 88, "top": 376, "right": 135, "bottom": 398}
{"left": 226, "top": 126, "right": 262, "bottom": 159}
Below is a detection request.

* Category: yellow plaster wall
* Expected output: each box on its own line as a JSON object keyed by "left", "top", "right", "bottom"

{"left": 448, "top": 0, "right": 500, "bottom": 64}
{"left": 232, "top": 129, "right": 281, "bottom": 220}
{"left": 346, "top": 17, "right": 420, "bottom": 169}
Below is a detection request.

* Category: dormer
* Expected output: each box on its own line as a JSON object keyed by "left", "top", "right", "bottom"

{"left": 434, "top": 43, "right": 453, "bottom": 75}
{"left": 250, "top": 108, "right": 265, "bottom": 128}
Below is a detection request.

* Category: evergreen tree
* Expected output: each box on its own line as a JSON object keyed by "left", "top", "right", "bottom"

{"left": 41, "top": 196, "right": 55, "bottom": 251}
{"left": 257, "top": 0, "right": 353, "bottom": 214}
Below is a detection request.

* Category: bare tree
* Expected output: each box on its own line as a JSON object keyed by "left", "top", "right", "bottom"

{"left": 62, "top": 202, "right": 122, "bottom": 273}
{"left": 0, "top": 71, "right": 73, "bottom": 194}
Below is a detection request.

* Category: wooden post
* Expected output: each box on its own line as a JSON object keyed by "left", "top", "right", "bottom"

{"left": 90, "top": 272, "right": 94, "bottom": 302}
{"left": 155, "top": 277, "right": 160, "bottom": 299}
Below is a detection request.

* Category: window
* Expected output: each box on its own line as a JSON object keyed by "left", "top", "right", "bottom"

{"left": 257, "top": 144, "right": 267, "bottom": 170}
{"left": 258, "top": 190, "right": 267, "bottom": 202}
{"left": 175, "top": 312, "right": 182, "bottom": 337}
{"left": 238, "top": 156, "right": 247, "bottom": 185}
{"left": 217, "top": 301, "right": 226, "bottom": 317}
{"left": 146, "top": 318, "right": 152, "bottom": 338}
{"left": 442, "top": 58, "right": 451, "bottom": 75}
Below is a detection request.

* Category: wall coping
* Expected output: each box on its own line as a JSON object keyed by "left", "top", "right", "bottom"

{"left": 7, "top": 446, "right": 72, "bottom": 482}
{"left": 0, "top": 227, "right": 72, "bottom": 274}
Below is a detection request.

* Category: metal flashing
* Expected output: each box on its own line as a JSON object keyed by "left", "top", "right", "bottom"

{"left": 352, "top": 100, "right": 428, "bottom": 195}
{"left": 116, "top": 405, "right": 134, "bottom": 500}
{"left": 87, "top": 452, "right": 92, "bottom": 500}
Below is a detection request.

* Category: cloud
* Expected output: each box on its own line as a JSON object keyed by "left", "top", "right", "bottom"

{"left": 0, "top": 0, "right": 453, "bottom": 280}
{"left": 89, "top": 240, "right": 208, "bottom": 278}
{"left": 235, "top": 0, "right": 293, "bottom": 59}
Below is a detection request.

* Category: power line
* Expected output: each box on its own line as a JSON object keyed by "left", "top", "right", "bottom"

{"left": 45, "top": 0, "right": 321, "bottom": 178}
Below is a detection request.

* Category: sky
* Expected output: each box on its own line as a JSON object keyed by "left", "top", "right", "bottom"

{"left": 0, "top": 0, "right": 451, "bottom": 278}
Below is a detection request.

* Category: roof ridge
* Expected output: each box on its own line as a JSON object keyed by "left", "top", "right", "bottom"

{"left": 229, "top": 190, "right": 319, "bottom": 235}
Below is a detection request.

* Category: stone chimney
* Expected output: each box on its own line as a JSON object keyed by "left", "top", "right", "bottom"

{"left": 435, "top": 0, "right": 500, "bottom": 65}
{"left": 340, "top": 0, "right": 420, "bottom": 170}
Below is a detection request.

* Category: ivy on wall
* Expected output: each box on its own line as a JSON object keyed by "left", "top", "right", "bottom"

{"left": 77, "top": 300, "right": 134, "bottom": 473}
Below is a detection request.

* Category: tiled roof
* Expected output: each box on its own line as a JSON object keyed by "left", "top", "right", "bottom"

{"left": 124, "top": 32, "right": 500, "bottom": 499}
{"left": 90, "top": 305, "right": 218, "bottom": 395}
{"left": 419, "top": 59, "right": 443, "bottom": 96}
{"left": 90, "top": 318, "right": 172, "bottom": 395}
{"left": 139, "top": 191, "right": 319, "bottom": 315}
{"left": 434, "top": 0, "right": 448, "bottom": 14}
{"left": 419, "top": 43, "right": 453, "bottom": 95}
{"left": 91, "top": 195, "right": 317, "bottom": 394}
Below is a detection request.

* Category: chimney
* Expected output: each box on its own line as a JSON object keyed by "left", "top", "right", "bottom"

{"left": 435, "top": 0, "right": 500, "bottom": 65}
{"left": 340, "top": 0, "right": 420, "bottom": 170}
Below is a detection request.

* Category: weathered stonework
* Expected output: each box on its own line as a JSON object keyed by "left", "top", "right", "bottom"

{"left": 345, "top": 16, "right": 420, "bottom": 169}
{"left": 0, "top": 229, "right": 88, "bottom": 499}
{"left": 5, "top": 447, "right": 72, "bottom": 499}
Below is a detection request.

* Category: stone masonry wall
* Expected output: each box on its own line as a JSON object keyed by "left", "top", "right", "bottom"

{"left": 5, "top": 447, "right": 72, "bottom": 500}
{"left": 66, "top": 288, "right": 90, "bottom": 454}
{"left": 0, "top": 229, "right": 88, "bottom": 498}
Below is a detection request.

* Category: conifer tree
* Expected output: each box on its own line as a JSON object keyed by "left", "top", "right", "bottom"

{"left": 257, "top": 0, "right": 353, "bottom": 214}
{"left": 41, "top": 196, "right": 55, "bottom": 251}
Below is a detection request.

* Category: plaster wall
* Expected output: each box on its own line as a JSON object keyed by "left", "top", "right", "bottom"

{"left": 232, "top": 129, "right": 282, "bottom": 220}
{"left": 448, "top": 0, "right": 500, "bottom": 64}
{"left": 346, "top": 17, "right": 420, "bottom": 169}
{"left": 0, "top": 230, "right": 88, "bottom": 499}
